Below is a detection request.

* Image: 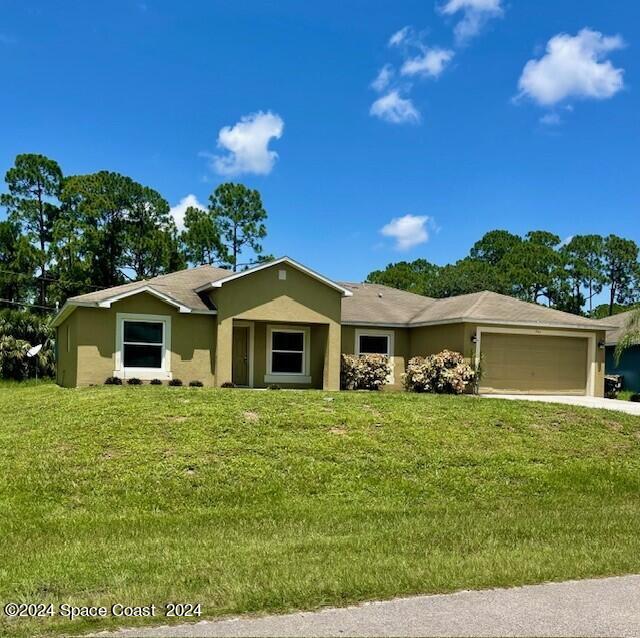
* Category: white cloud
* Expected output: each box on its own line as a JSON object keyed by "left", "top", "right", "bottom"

{"left": 401, "top": 47, "right": 454, "bottom": 78}
{"left": 381, "top": 214, "right": 431, "bottom": 250}
{"left": 370, "top": 91, "right": 420, "bottom": 124}
{"left": 518, "top": 29, "right": 625, "bottom": 107}
{"left": 540, "top": 112, "right": 561, "bottom": 126}
{"left": 389, "top": 26, "right": 411, "bottom": 47}
{"left": 169, "top": 194, "right": 205, "bottom": 231}
{"left": 440, "top": 0, "right": 503, "bottom": 44}
{"left": 211, "top": 111, "right": 284, "bottom": 176}
{"left": 371, "top": 64, "right": 394, "bottom": 92}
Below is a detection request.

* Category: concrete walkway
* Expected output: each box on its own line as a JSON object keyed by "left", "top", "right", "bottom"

{"left": 482, "top": 394, "right": 640, "bottom": 415}
{"left": 95, "top": 574, "right": 640, "bottom": 637}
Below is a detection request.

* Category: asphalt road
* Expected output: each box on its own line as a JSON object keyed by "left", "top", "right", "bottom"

{"left": 94, "top": 574, "right": 640, "bottom": 637}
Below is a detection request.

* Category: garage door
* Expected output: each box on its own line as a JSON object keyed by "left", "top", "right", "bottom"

{"left": 480, "top": 333, "right": 588, "bottom": 395}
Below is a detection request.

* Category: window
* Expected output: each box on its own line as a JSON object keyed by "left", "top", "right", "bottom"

{"left": 358, "top": 334, "right": 390, "bottom": 355}
{"left": 266, "top": 325, "right": 311, "bottom": 383}
{"left": 123, "top": 321, "right": 163, "bottom": 368}
{"left": 115, "top": 313, "right": 171, "bottom": 379}
{"left": 271, "top": 330, "right": 304, "bottom": 373}
{"left": 355, "top": 329, "right": 395, "bottom": 382}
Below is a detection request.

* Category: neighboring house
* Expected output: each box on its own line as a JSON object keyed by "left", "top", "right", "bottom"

{"left": 52, "top": 257, "right": 610, "bottom": 396}
{"left": 599, "top": 310, "right": 640, "bottom": 392}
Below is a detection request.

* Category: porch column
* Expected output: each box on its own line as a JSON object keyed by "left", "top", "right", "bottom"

{"left": 215, "top": 317, "right": 233, "bottom": 387}
{"left": 323, "top": 321, "right": 341, "bottom": 391}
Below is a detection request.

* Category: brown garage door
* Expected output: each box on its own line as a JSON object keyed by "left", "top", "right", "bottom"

{"left": 480, "top": 333, "right": 588, "bottom": 395}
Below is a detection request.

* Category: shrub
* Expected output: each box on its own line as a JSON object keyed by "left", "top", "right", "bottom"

{"left": 404, "top": 350, "right": 475, "bottom": 394}
{"left": 168, "top": 378, "right": 183, "bottom": 387}
{"left": 341, "top": 354, "right": 391, "bottom": 391}
{"left": 127, "top": 377, "right": 142, "bottom": 385}
{"left": 267, "top": 383, "right": 282, "bottom": 390}
{"left": 104, "top": 376, "right": 123, "bottom": 385}
{"left": 189, "top": 380, "right": 203, "bottom": 387}
{"left": 0, "top": 310, "right": 55, "bottom": 381}
{"left": 220, "top": 381, "right": 235, "bottom": 388}
{"left": 149, "top": 378, "right": 163, "bottom": 385}
{"left": 631, "top": 394, "right": 640, "bottom": 403}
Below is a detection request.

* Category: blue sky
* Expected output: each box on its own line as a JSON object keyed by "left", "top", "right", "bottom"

{"left": 1, "top": 1, "right": 638, "bottom": 282}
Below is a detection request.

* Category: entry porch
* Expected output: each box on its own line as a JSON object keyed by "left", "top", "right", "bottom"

{"left": 215, "top": 318, "right": 341, "bottom": 390}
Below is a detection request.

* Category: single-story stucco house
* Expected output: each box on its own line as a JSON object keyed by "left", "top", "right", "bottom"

{"left": 52, "top": 257, "right": 610, "bottom": 396}
{"left": 599, "top": 310, "right": 640, "bottom": 392}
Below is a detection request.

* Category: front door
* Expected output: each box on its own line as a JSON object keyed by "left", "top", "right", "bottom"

{"left": 232, "top": 326, "right": 250, "bottom": 386}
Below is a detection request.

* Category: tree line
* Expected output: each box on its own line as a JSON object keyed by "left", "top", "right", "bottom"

{"left": 367, "top": 230, "right": 640, "bottom": 317}
{"left": 0, "top": 153, "right": 270, "bottom": 312}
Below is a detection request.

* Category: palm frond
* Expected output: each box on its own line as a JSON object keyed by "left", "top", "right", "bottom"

{"left": 614, "top": 309, "right": 640, "bottom": 363}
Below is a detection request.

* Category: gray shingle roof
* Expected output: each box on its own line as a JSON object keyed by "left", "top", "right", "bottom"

{"left": 68, "top": 264, "right": 230, "bottom": 312}
{"left": 596, "top": 310, "right": 637, "bottom": 345}
{"left": 340, "top": 283, "right": 436, "bottom": 325}
{"left": 342, "top": 285, "right": 609, "bottom": 330}
{"left": 64, "top": 266, "right": 610, "bottom": 331}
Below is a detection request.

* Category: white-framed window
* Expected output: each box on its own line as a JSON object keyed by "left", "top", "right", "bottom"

{"left": 114, "top": 313, "right": 172, "bottom": 380}
{"left": 355, "top": 328, "right": 395, "bottom": 382}
{"left": 265, "top": 325, "right": 311, "bottom": 384}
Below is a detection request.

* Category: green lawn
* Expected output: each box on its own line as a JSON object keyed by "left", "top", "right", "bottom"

{"left": 1, "top": 383, "right": 640, "bottom": 637}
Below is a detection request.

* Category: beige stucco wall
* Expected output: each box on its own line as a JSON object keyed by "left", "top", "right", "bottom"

{"left": 341, "top": 325, "right": 410, "bottom": 389}
{"left": 56, "top": 311, "right": 78, "bottom": 388}
{"left": 63, "top": 293, "right": 217, "bottom": 387}
{"left": 409, "top": 323, "right": 468, "bottom": 360}
{"left": 211, "top": 264, "right": 343, "bottom": 389}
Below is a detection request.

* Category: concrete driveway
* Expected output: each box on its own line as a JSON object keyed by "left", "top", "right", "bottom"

{"left": 95, "top": 575, "right": 640, "bottom": 637}
{"left": 481, "top": 394, "right": 640, "bottom": 415}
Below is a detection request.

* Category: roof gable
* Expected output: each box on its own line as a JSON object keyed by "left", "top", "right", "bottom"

{"left": 195, "top": 257, "right": 353, "bottom": 297}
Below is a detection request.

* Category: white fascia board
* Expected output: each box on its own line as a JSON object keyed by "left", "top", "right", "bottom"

{"left": 412, "top": 317, "right": 604, "bottom": 331}
{"left": 195, "top": 256, "right": 353, "bottom": 297}
{"left": 341, "top": 321, "right": 409, "bottom": 328}
{"left": 342, "top": 317, "right": 604, "bottom": 331}
{"left": 50, "top": 301, "right": 95, "bottom": 328}
{"left": 96, "top": 286, "right": 192, "bottom": 313}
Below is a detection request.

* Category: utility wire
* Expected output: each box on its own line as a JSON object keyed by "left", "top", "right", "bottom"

{"left": 0, "top": 298, "right": 57, "bottom": 311}
{"left": 0, "top": 268, "right": 106, "bottom": 290}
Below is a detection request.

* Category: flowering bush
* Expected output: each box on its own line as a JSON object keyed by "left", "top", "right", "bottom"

{"left": 341, "top": 354, "right": 391, "bottom": 391}
{"left": 403, "top": 350, "right": 475, "bottom": 394}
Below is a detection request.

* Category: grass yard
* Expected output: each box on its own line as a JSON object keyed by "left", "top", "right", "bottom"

{"left": 1, "top": 383, "right": 640, "bottom": 637}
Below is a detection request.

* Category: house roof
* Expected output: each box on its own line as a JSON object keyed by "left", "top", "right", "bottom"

{"left": 340, "top": 282, "right": 436, "bottom": 325}
{"left": 51, "top": 258, "right": 351, "bottom": 327}
{"left": 342, "top": 286, "right": 611, "bottom": 331}
{"left": 52, "top": 260, "right": 610, "bottom": 333}
{"left": 51, "top": 264, "right": 228, "bottom": 326}
{"left": 596, "top": 310, "right": 637, "bottom": 345}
